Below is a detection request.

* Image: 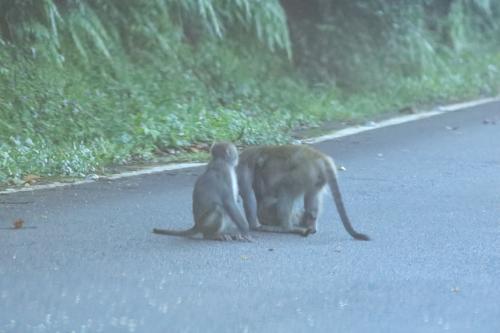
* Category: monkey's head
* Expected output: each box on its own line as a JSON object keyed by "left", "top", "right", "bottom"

{"left": 210, "top": 142, "right": 239, "bottom": 167}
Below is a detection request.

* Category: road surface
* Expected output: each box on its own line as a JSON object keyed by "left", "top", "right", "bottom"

{"left": 1, "top": 102, "right": 499, "bottom": 332}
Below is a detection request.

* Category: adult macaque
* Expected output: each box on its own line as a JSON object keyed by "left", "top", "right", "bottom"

{"left": 237, "top": 145, "right": 369, "bottom": 240}
{"left": 153, "top": 142, "right": 252, "bottom": 241}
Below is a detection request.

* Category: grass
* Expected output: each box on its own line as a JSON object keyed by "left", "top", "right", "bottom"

{"left": 1, "top": 2, "right": 500, "bottom": 186}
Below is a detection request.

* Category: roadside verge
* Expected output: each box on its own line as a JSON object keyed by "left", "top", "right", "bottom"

{"left": 1, "top": 96, "right": 499, "bottom": 195}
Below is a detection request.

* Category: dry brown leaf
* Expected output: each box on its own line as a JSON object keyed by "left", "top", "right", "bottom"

{"left": 13, "top": 218, "right": 24, "bottom": 229}
{"left": 194, "top": 143, "right": 209, "bottom": 150}
{"left": 23, "top": 174, "right": 41, "bottom": 185}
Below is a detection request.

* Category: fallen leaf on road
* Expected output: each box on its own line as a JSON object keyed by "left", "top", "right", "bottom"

{"left": 13, "top": 218, "right": 24, "bottom": 229}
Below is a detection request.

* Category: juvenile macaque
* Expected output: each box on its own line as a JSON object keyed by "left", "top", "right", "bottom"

{"left": 237, "top": 145, "right": 369, "bottom": 240}
{"left": 153, "top": 142, "right": 252, "bottom": 241}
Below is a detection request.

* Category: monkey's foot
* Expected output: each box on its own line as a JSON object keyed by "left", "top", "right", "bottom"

{"left": 301, "top": 228, "right": 314, "bottom": 237}
{"left": 227, "top": 233, "right": 254, "bottom": 242}
{"left": 234, "top": 234, "right": 254, "bottom": 242}
{"left": 213, "top": 234, "right": 233, "bottom": 241}
{"left": 213, "top": 234, "right": 253, "bottom": 242}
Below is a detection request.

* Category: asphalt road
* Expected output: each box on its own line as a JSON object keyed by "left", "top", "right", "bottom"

{"left": 1, "top": 102, "right": 499, "bottom": 333}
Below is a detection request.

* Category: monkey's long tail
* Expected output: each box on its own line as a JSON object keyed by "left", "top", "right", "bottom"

{"left": 326, "top": 162, "right": 370, "bottom": 241}
{"left": 152, "top": 226, "right": 199, "bottom": 237}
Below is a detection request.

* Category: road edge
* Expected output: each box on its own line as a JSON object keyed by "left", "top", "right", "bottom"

{"left": 2, "top": 96, "right": 499, "bottom": 195}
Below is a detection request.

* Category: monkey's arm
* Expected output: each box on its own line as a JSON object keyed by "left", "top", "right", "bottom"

{"left": 223, "top": 195, "right": 251, "bottom": 235}
{"left": 237, "top": 166, "right": 260, "bottom": 229}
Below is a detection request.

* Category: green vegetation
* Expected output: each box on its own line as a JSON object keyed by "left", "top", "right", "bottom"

{"left": 1, "top": 0, "right": 500, "bottom": 185}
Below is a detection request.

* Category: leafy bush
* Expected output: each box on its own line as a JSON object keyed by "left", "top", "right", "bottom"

{"left": 283, "top": 0, "right": 500, "bottom": 89}
{"left": 1, "top": 0, "right": 500, "bottom": 184}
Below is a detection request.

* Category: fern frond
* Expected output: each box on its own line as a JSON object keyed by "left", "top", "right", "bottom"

{"left": 45, "top": 0, "right": 62, "bottom": 48}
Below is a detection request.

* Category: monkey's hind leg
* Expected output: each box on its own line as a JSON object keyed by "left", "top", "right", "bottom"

{"left": 257, "top": 194, "right": 311, "bottom": 237}
{"left": 204, "top": 206, "right": 252, "bottom": 242}
{"left": 299, "top": 188, "right": 323, "bottom": 234}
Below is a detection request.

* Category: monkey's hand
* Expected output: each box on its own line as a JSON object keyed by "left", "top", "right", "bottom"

{"left": 249, "top": 222, "right": 262, "bottom": 231}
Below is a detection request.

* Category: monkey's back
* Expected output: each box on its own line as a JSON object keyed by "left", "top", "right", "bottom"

{"left": 249, "top": 145, "right": 329, "bottom": 197}
{"left": 192, "top": 160, "right": 234, "bottom": 222}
